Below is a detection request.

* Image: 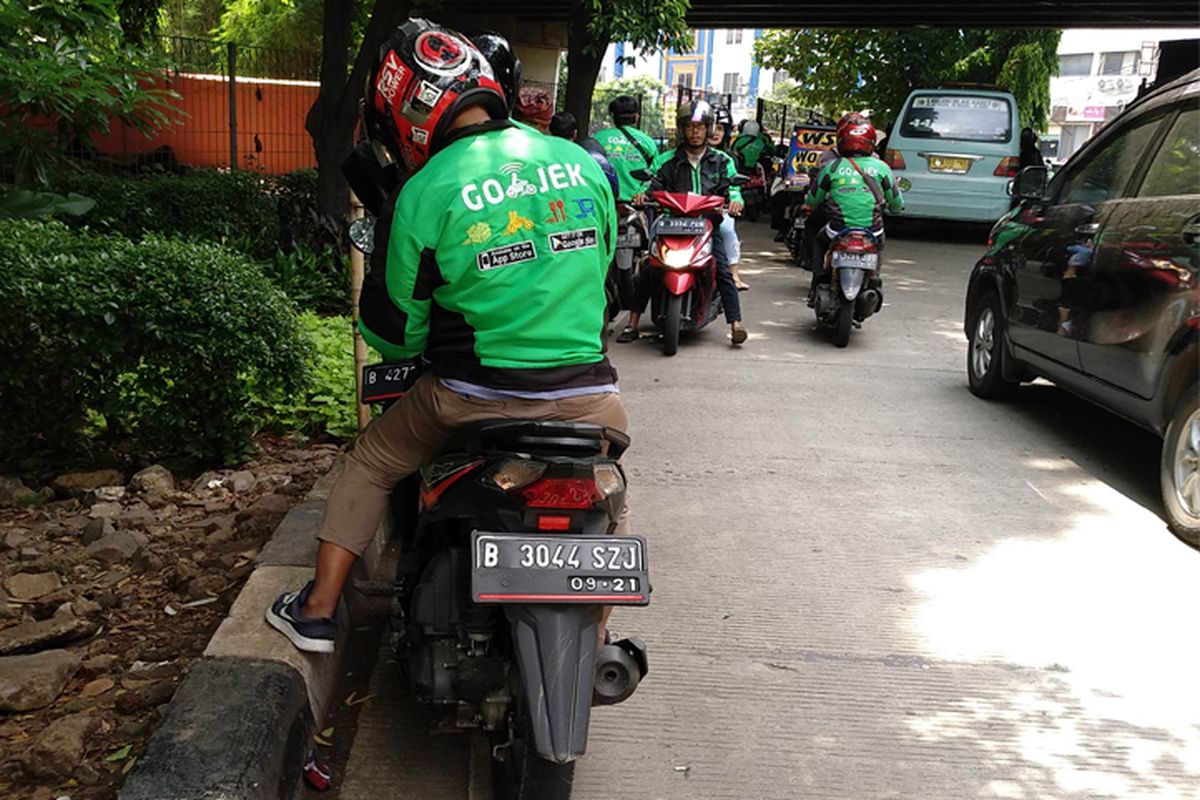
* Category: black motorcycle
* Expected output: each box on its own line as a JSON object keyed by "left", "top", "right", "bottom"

{"left": 352, "top": 223, "right": 650, "bottom": 800}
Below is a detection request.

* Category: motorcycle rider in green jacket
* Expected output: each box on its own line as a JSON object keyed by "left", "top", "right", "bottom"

{"left": 802, "top": 117, "right": 903, "bottom": 305}
{"left": 618, "top": 100, "right": 748, "bottom": 346}
{"left": 267, "top": 18, "right": 627, "bottom": 654}
{"left": 593, "top": 95, "right": 661, "bottom": 201}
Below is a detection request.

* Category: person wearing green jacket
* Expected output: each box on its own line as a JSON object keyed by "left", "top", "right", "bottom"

{"left": 267, "top": 19, "right": 626, "bottom": 654}
{"left": 709, "top": 105, "right": 749, "bottom": 290}
{"left": 593, "top": 95, "right": 661, "bottom": 201}
{"left": 730, "top": 119, "right": 774, "bottom": 174}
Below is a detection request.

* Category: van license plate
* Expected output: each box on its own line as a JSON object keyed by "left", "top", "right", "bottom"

{"left": 927, "top": 156, "right": 971, "bottom": 174}
{"left": 471, "top": 532, "right": 650, "bottom": 605}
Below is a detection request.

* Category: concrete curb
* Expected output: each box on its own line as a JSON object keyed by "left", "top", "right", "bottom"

{"left": 120, "top": 456, "right": 386, "bottom": 800}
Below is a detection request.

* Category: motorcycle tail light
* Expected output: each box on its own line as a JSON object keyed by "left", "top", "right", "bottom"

{"left": 842, "top": 234, "right": 874, "bottom": 252}
{"left": 593, "top": 464, "right": 624, "bottom": 497}
{"left": 521, "top": 478, "right": 604, "bottom": 509}
{"left": 489, "top": 459, "right": 546, "bottom": 491}
{"left": 994, "top": 157, "right": 1020, "bottom": 178}
{"left": 885, "top": 149, "right": 906, "bottom": 170}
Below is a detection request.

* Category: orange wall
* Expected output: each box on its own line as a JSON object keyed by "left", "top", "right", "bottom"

{"left": 89, "top": 73, "right": 319, "bottom": 174}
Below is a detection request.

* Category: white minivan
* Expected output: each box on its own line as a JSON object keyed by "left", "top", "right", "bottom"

{"left": 884, "top": 86, "right": 1021, "bottom": 223}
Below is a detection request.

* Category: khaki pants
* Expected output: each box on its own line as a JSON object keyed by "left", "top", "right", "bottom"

{"left": 319, "top": 373, "right": 630, "bottom": 555}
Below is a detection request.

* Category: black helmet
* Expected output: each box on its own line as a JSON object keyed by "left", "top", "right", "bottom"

{"left": 711, "top": 105, "right": 733, "bottom": 147}
{"left": 470, "top": 31, "right": 523, "bottom": 114}
{"left": 676, "top": 99, "right": 714, "bottom": 144}
{"left": 609, "top": 94, "right": 640, "bottom": 126}
{"left": 364, "top": 18, "right": 507, "bottom": 172}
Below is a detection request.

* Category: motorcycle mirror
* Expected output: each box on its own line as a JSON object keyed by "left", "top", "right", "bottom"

{"left": 630, "top": 169, "right": 653, "bottom": 182}
{"left": 730, "top": 174, "right": 750, "bottom": 187}
{"left": 349, "top": 215, "right": 377, "bottom": 255}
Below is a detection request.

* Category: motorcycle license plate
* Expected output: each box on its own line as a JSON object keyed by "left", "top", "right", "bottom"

{"left": 471, "top": 532, "right": 649, "bottom": 605}
{"left": 831, "top": 251, "right": 878, "bottom": 270}
{"left": 656, "top": 216, "right": 706, "bottom": 235}
{"left": 361, "top": 361, "right": 421, "bottom": 403}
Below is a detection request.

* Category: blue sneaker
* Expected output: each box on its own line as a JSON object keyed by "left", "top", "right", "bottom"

{"left": 266, "top": 581, "right": 337, "bottom": 653}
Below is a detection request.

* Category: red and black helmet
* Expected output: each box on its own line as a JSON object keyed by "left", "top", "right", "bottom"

{"left": 363, "top": 18, "right": 507, "bottom": 172}
{"left": 838, "top": 117, "right": 877, "bottom": 156}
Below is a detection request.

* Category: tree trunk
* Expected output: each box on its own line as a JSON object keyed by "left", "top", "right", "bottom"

{"left": 564, "top": 0, "right": 607, "bottom": 133}
{"left": 307, "top": 0, "right": 407, "bottom": 220}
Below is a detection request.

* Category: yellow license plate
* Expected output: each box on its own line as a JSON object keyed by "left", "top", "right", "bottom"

{"left": 927, "top": 156, "right": 972, "bottom": 174}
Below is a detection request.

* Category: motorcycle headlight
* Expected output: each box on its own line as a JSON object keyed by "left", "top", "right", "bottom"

{"left": 661, "top": 245, "right": 694, "bottom": 269}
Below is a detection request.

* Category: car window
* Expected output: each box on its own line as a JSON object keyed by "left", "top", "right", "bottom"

{"left": 1055, "top": 113, "right": 1165, "bottom": 205}
{"left": 1138, "top": 105, "right": 1200, "bottom": 198}
{"left": 899, "top": 94, "right": 1013, "bottom": 143}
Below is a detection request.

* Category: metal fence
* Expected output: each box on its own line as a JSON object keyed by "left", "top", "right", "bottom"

{"left": 89, "top": 36, "right": 320, "bottom": 173}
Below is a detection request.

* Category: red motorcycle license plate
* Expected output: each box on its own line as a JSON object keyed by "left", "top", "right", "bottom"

{"left": 656, "top": 216, "right": 706, "bottom": 235}
{"left": 471, "top": 532, "right": 650, "bottom": 605}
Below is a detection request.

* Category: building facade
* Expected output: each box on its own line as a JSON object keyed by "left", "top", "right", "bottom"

{"left": 1048, "top": 28, "right": 1199, "bottom": 160}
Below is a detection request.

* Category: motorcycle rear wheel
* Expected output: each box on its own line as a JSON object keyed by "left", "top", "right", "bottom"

{"left": 833, "top": 298, "right": 853, "bottom": 348}
{"left": 492, "top": 721, "right": 576, "bottom": 800}
{"left": 663, "top": 293, "right": 682, "bottom": 357}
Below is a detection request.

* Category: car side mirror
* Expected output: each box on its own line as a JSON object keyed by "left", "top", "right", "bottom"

{"left": 1015, "top": 166, "right": 1048, "bottom": 201}
{"left": 630, "top": 169, "right": 653, "bottom": 182}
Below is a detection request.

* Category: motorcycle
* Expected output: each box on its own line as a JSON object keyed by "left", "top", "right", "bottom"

{"left": 350, "top": 219, "right": 652, "bottom": 800}
{"left": 639, "top": 190, "right": 728, "bottom": 357}
{"left": 612, "top": 201, "right": 650, "bottom": 312}
{"left": 780, "top": 172, "right": 811, "bottom": 268}
{"left": 810, "top": 227, "right": 884, "bottom": 348}
{"left": 740, "top": 162, "right": 769, "bottom": 222}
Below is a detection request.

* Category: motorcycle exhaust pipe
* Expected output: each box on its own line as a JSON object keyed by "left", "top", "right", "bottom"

{"left": 857, "top": 288, "right": 882, "bottom": 319}
{"left": 593, "top": 636, "right": 649, "bottom": 706}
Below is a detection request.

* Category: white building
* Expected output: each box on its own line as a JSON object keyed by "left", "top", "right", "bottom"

{"left": 1049, "top": 28, "right": 1199, "bottom": 159}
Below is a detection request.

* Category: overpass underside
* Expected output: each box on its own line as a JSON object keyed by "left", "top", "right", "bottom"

{"left": 450, "top": 0, "right": 1198, "bottom": 28}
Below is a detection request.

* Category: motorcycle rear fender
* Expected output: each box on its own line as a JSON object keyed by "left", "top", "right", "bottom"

{"left": 506, "top": 604, "right": 602, "bottom": 763}
{"left": 838, "top": 267, "right": 868, "bottom": 301}
{"left": 662, "top": 269, "right": 695, "bottom": 295}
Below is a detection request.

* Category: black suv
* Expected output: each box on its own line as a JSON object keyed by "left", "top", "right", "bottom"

{"left": 964, "top": 68, "right": 1199, "bottom": 547}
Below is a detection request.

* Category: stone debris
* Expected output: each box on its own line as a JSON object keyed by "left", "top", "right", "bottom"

{"left": 131, "top": 464, "right": 175, "bottom": 498}
{"left": 0, "top": 649, "right": 83, "bottom": 711}
{"left": 85, "top": 530, "right": 149, "bottom": 565}
{"left": 0, "top": 605, "right": 98, "bottom": 656}
{"left": 7, "top": 571, "right": 63, "bottom": 600}
{"left": 81, "top": 517, "right": 115, "bottom": 546}
{"left": 51, "top": 470, "right": 125, "bottom": 497}
{"left": 22, "top": 712, "right": 98, "bottom": 780}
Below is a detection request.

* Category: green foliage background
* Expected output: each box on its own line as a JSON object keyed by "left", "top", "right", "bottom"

{"left": 754, "top": 29, "right": 1062, "bottom": 131}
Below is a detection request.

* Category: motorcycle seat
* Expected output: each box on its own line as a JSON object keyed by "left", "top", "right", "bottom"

{"left": 447, "top": 419, "right": 630, "bottom": 458}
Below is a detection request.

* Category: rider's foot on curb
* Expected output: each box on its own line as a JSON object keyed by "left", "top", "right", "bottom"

{"left": 730, "top": 322, "right": 747, "bottom": 345}
{"left": 736, "top": 282, "right": 750, "bottom": 291}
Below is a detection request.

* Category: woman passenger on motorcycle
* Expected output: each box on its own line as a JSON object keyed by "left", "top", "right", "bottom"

{"left": 618, "top": 100, "right": 748, "bottom": 346}
{"left": 267, "top": 19, "right": 628, "bottom": 654}
{"left": 802, "top": 118, "right": 903, "bottom": 305}
{"left": 708, "top": 106, "right": 750, "bottom": 290}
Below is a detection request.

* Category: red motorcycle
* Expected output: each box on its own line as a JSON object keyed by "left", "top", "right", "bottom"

{"left": 741, "top": 162, "right": 769, "bottom": 222}
{"left": 643, "top": 190, "right": 727, "bottom": 356}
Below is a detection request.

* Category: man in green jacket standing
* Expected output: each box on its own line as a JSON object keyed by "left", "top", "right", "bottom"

{"left": 267, "top": 19, "right": 626, "bottom": 654}
{"left": 593, "top": 95, "right": 660, "bottom": 201}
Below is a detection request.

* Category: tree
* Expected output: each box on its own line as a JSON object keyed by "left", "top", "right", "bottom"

{"left": 563, "top": 0, "right": 692, "bottom": 132}
{"left": 0, "top": 0, "right": 179, "bottom": 186}
{"left": 591, "top": 76, "right": 668, "bottom": 138}
{"left": 215, "top": 0, "right": 325, "bottom": 52}
{"left": 754, "top": 29, "right": 1061, "bottom": 132}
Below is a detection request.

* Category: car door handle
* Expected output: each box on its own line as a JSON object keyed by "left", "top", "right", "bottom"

{"left": 1075, "top": 223, "right": 1100, "bottom": 237}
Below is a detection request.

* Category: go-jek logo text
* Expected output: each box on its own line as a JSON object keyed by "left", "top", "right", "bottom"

{"left": 461, "top": 162, "right": 590, "bottom": 211}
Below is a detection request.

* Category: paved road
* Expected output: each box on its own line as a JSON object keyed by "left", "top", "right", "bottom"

{"left": 332, "top": 221, "right": 1200, "bottom": 800}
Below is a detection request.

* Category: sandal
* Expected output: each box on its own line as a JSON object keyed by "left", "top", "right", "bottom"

{"left": 616, "top": 326, "right": 640, "bottom": 343}
{"left": 730, "top": 324, "right": 748, "bottom": 345}
{"left": 736, "top": 282, "right": 750, "bottom": 291}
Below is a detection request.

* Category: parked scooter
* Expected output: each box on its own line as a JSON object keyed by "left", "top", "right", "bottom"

{"left": 740, "top": 162, "right": 769, "bottom": 222}
{"left": 781, "top": 172, "right": 811, "bottom": 267}
{"left": 810, "top": 227, "right": 884, "bottom": 347}
{"left": 349, "top": 219, "right": 651, "bottom": 800}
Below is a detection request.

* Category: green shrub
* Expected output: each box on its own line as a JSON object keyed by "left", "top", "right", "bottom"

{"left": 263, "top": 246, "right": 350, "bottom": 315}
{"left": 47, "top": 169, "right": 283, "bottom": 258}
{"left": 0, "top": 219, "right": 308, "bottom": 468}
{"left": 252, "top": 312, "right": 376, "bottom": 440}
